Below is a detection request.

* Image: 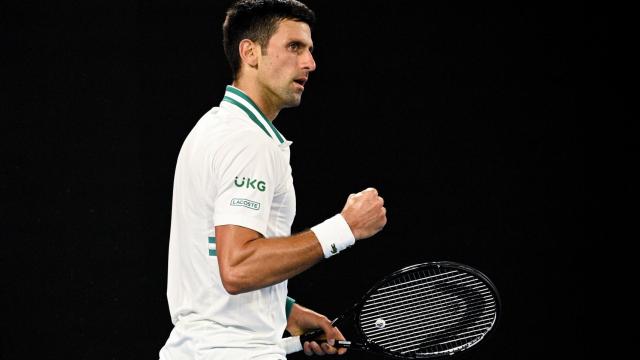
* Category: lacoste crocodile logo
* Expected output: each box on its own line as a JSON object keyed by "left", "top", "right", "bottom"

{"left": 330, "top": 243, "right": 338, "bottom": 254}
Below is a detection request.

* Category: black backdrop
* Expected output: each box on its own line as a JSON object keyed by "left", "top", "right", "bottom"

{"left": 3, "top": 1, "right": 603, "bottom": 359}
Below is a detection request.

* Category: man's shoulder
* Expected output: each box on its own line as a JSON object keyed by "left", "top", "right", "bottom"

{"left": 192, "top": 106, "right": 271, "bottom": 146}
{"left": 177, "top": 105, "right": 282, "bottom": 173}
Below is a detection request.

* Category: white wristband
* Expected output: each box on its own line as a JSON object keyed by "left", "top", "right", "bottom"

{"left": 311, "top": 214, "right": 356, "bottom": 258}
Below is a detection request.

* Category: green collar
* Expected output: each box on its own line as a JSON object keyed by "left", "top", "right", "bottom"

{"left": 222, "top": 85, "right": 285, "bottom": 144}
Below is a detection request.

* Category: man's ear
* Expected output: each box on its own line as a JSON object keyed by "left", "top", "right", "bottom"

{"left": 239, "top": 39, "right": 259, "bottom": 68}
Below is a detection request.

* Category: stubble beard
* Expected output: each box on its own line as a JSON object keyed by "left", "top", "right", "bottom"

{"left": 279, "top": 87, "right": 303, "bottom": 109}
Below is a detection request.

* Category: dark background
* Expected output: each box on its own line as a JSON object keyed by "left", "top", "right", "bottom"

{"left": 3, "top": 1, "right": 605, "bottom": 359}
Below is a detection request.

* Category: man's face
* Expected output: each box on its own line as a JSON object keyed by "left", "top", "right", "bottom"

{"left": 257, "top": 19, "right": 316, "bottom": 109}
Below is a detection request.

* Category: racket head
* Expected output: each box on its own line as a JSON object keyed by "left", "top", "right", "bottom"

{"left": 353, "top": 261, "right": 501, "bottom": 359}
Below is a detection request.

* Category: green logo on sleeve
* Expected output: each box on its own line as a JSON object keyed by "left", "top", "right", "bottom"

{"left": 234, "top": 176, "right": 266, "bottom": 192}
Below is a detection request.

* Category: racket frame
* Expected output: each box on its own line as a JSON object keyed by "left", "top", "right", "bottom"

{"left": 303, "top": 261, "right": 501, "bottom": 359}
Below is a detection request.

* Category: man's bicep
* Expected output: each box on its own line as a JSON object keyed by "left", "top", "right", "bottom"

{"left": 214, "top": 224, "right": 263, "bottom": 294}
{"left": 215, "top": 224, "right": 263, "bottom": 263}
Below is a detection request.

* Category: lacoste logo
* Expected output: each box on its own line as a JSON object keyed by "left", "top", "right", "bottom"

{"left": 234, "top": 176, "right": 266, "bottom": 192}
{"left": 230, "top": 198, "right": 261, "bottom": 210}
{"left": 330, "top": 243, "right": 338, "bottom": 254}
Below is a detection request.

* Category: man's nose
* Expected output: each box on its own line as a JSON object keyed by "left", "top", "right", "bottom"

{"left": 302, "top": 50, "right": 316, "bottom": 72}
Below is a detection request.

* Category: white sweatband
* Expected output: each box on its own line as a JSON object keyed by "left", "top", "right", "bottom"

{"left": 311, "top": 214, "right": 356, "bottom": 258}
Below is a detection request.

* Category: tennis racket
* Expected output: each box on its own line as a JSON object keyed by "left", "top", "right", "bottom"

{"left": 279, "top": 261, "right": 500, "bottom": 359}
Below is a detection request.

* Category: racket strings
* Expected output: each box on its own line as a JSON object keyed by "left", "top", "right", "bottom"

{"left": 361, "top": 290, "right": 493, "bottom": 331}
{"left": 375, "top": 270, "right": 460, "bottom": 292}
{"left": 367, "top": 314, "right": 495, "bottom": 349}
{"left": 362, "top": 299, "right": 494, "bottom": 334}
{"left": 367, "top": 272, "right": 479, "bottom": 305}
{"left": 361, "top": 279, "right": 491, "bottom": 316}
{"left": 364, "top": 305, "right": 495, "bottom": 352}
{"left": 359, "top": 267, "right": 497, "bottom": 356}
{"left": 361, "top": 276, "right": 493, "bottom": 324}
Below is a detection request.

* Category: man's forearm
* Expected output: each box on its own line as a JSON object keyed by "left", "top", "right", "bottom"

{"left": 217, "top": 187, "right": 386, "bottom": 295}
{"left": 217, "top": 229, "right": 323, "bottom": 294}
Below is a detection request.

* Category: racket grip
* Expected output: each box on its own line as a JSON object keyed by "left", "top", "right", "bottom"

{"left": 299, "top": 329, "right": 351, "bottom": 348}
{"left": 279, "top": 330, "right": 329, "bottom": 355}
{"left": 299, "top": 328, "right": 324, "bottom": 343}
{"left": 299, "top": 316, "right": 340, "bottom": 344}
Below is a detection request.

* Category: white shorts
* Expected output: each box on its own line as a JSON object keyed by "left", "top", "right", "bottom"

{"left": 159, "top": 323, "right": 286, "bottom": 360}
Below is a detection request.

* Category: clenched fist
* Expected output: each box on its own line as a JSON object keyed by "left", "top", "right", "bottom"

{"left": 340, "top": 188, "right": 387, "bottom": 240}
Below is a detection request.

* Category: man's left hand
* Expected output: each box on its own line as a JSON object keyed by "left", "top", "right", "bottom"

{"left": 286, "top": 303, "right": 347, "bottom": 356}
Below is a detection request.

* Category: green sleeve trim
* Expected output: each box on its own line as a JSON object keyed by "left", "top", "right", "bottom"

{"left": 285, "top": 296, "right": 296, "bottom": 319}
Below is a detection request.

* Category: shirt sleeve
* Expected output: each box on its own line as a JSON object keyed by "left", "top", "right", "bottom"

{"left": 212, "top": 136, "right": 284, "bottom": 236}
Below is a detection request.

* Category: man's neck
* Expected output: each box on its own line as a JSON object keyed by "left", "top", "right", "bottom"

{"left": 231, "top": 80, "right": 280, "bottom": 121}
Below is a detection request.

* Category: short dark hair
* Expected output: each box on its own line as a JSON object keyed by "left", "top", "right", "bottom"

{"left": 223, "top": 0, "right": 315, "bottom": 79}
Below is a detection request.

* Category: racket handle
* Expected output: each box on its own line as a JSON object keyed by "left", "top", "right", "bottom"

{"left": 299, "top": 328, "right": 324, "bottom": 343}
{"left": 299, "top": 329, "right": 352, "bottom": 348}
{"left": 299, "top": 316, "right": 341, "bottom": 344}
{"left": 334, "top": 340, "right": 352, "bottom": 348}
{"left": 280, "top": 335, "right": 351, "bottom": 355}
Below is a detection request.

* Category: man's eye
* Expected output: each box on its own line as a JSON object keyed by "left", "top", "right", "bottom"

{"left": 288, "top": 43, "right": 300, "bottom": 51}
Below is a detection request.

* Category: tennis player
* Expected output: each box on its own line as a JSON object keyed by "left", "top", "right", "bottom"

{"left": 159, "top": 1, "right": 387, "bottom": 359}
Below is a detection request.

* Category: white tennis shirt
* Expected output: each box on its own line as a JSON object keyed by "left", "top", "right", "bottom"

{"left": 164, "top": 85, "right": 296, "bottom": 355}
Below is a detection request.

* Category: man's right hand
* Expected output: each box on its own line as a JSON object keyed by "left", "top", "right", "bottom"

{"left": 340, "top": 188, "right": 387, "bottom": 240}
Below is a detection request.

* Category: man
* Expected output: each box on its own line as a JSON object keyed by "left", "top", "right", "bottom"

{"left": 159, "top": 1, "right": 387, "bottom": 359}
